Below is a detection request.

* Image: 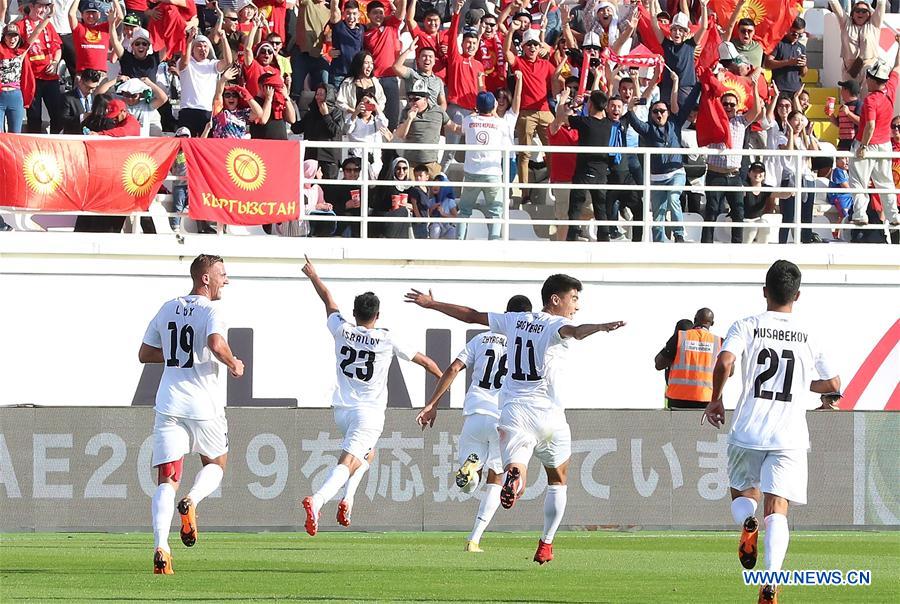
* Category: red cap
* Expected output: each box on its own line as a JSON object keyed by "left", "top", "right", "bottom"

{"left": 105, "top": 99, "right": 126, "bottom": 119}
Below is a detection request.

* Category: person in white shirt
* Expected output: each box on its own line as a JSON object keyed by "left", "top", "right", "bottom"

{"left": 416, "top": 294, "right": 533, "bottom": 554}
{"left": 138, "top": 254, "right": 245, "bottom": 575}
{"left": 458, "top": 91, "right": 514, "bottom": 240}
{"left": 177, "top": 29, "right": 232, "bottom": 136}
{"left": 300, "top": 256, "right": 442, "bottom": 535}
{"left": 405, "top": 275, "right": 625, "bottom": 564}
{"left": 703, "top": 260, "right": 840, "bottom": 604}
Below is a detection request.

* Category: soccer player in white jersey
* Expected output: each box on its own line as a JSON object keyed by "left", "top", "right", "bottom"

{"left": 703, "top": 260, "right": 840, "bottom": 604}
{"left": 406, "top": 275, "right": 625, "bottom": 564}
{"left": 138, "top": 254, "right": 245, "bottom": 575}
{"left": 300, "top": 256, "right": 442, "bottom": 535}
{"left": 416, "top": 294, "right": 534, "bottom": 553}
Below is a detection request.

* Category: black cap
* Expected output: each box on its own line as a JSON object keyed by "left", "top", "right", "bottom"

{"left": 748, "top": 161, "right": 766, "bottom": 172}
{"left": 837, "top": 79, "right": 860, "bottom": 95}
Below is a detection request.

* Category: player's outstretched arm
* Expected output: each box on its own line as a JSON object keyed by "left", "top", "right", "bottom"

{"left": 416, "top": 359, "right": 466, "bottom": 429}
{"left": 302, "top": 255, "right": 340, "bottom": 317}
{"left": 559, "top": 321, "right": 626, "bottom": 341}
{"left": 208, "top": 334, "right": 245, "bottom": 378}
{"left": 404, "top": 289, "right": 489, "bottom": 325}
{"left": 138, "top": 343, "right": 164, "bottom": 364}
{"left": 703, "top": 351, "right": 735, "bottom": 428}
{"left": 411, "top": 352, "right": 444, "bottom": 379}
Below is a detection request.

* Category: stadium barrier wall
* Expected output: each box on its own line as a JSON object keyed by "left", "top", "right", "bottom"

{"left": 0, "top": 408, "right": 896, "bottom": 532}
{"left": 0, "top": 240, "right": 897, "bottom": 410}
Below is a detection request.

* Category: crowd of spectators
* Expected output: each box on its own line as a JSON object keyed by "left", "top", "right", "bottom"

{"left": 1, "top": 0, "right": 899, "bottom": 243}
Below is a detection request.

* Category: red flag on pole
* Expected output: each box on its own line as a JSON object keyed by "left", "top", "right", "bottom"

{"left": 182, "top": 139, "right": 301, "bottom": 226}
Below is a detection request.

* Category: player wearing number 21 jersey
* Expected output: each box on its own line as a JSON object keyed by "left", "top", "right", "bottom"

{"left": 139, "top": 254, "right": 245, "bottom": 575}
{"left": 300, "top": 256, "right": 442, "bottom": 536}
{"left": 406, "top": 275, "right": 625, "bottom": 564}
{"left": 416, "top": 295, "right": 534, "bottom": 554}
{"left": 704, "top": 260, "right": 840, "bottom": 604}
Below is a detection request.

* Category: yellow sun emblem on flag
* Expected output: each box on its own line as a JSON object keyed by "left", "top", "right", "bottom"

{"left": 121, "top": 153, "right": 159, "bottom": 197}
{"left": 723, "top": 77, "right": 751, "bottom": 112}
{"left": 23, "top": 150, "right": 63, "bottom": 195}
{"left": 739, "top": 0, "right": 768, "bottom": 23}
{"left": 226, "top": 148, "right": 267, "bottom": 191}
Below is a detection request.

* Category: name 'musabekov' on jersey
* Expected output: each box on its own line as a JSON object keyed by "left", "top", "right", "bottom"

{"left": 723, "top": 311, "right": 836, "bottom": 451}
{"left": 487, "top": 311, "right": 574, "bottom": 410}
{"left": 143, "top": 295, "right": 227, "bottom": 420}
{"left": 456, "top": 331, "right": 508, "bottom": 419}
{"left": 328, "top": 312, "right": 418, "bottom": 410}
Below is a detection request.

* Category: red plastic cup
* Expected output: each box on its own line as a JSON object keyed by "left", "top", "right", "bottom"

{"left": 825, "top": 97, "right": 835, "bottom": 116}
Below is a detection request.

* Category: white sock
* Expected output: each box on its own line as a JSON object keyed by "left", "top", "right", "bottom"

{"left": 312, "top": 464, "right": 351, "bottom": 511}
{"left": 186, "top": 464, "right": 224, "bottom": 506}
{"left": 541, "top": 485, "right": 567, "bottom": 544}
{"left": 468, "top": 483, "right": 501, "bottom": 544}
{"left": 764, "top": 513, "right": 790, "bottom": 571}
{"left": 152, "top": 483, "right": 176, "bottom": 553}
{"left": 731, "top": 497, "right": 758, "bottom": 526}
{"left": 342, "top": 460, "right": 369, "bottom": 508}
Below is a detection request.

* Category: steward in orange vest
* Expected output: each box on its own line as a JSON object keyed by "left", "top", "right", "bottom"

{"left": 655, "top": 308, "right": 721, "bottom": 409}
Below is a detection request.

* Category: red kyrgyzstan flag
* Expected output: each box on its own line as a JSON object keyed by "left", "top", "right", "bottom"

{"left": 84, "top": 138, "right": 180, "bottom": 213}
{"left": 182, "top": 139, "right": 301, "bottom": 226}
{"left": 0, "top": 134, "right": 89, "bottom": 211}
{"left": 696, "top": 68, "right": 732, "bottom": 147}
{"left": 709, "top": 0, "right": 801, "bottom": 54}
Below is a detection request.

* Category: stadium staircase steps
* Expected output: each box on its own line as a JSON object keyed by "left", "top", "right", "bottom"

{"left": 762, "top": 67, "right": 839, "bottom": 144}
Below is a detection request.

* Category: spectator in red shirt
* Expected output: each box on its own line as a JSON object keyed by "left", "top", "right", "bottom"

{"left": 364, "top": 0, "right": 405, "bottom": 130}
{"left": 504, "top": 21, "right": 554, "bottom": 201}
{"left": 256, "top": 0, "right": 288, "bottom": 41}
{"left": 443, "top": 0, "right": 485, "bottom": 165}
{"left": 406, "top": 0, "right": 447, "bottom": 78}
{"left": 147, "top": 0, "right": 199, "bottom": 62}
{"left": 477, "top": 10, "right": 506, "bottom": 96}
{"left": 548, "top": 86, "right": 580, "bottom": 241}
{"left": 69, "top": 0, "right": 119, "bottom": 77}
{"left": 848, "top": 50, "right": 900, "bottom": 228}
{"left": 242, "top": 19, "right": 281, "bottom": 99}
{"left": 18, "top": 0, "right": 64, "bottom": 134}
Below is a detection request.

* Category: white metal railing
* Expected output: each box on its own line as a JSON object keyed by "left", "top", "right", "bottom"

{"left": 3, "top": 140, "right": 900, "bottom": 243}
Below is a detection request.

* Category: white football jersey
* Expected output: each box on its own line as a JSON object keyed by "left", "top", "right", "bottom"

{"left": 723, "top": 311, "right": 835, "bottom": 451}
{"left": 462, "top": 114, "right": 514, "bottom": 177}
{"left": 328, "top": 312, "right": 418, "bottom": 410}
{"left": 487, "top": 311, "right": 573, "bottom": 410}
{"left": 143, "top": 295, "right": 228, "bottom": 420}
{"left": 456, "top": 331, "right": 508, "bottom": 418}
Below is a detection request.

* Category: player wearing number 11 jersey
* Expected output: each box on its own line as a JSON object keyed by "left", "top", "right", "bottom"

{"left": 301, "top": 257, "right": 442, "bottom": 535}
{"left": 703, "top": 260, "right": 840, "bottom": 604}
{"left": 139, "top": 254, "right": 245, "bottom": 575}
{"left": 406, "top": 275, "right": 625, "bottom": 564}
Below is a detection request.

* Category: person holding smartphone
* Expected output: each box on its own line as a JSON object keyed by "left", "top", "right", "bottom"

{"left": 765, "top": 17, "right": 808, "bottom": 98}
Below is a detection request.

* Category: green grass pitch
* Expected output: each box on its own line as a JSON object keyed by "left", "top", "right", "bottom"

{"left": 1, "top": 531, "right": 898, "bottom": 602}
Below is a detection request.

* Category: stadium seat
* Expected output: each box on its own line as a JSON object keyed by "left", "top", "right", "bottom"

{"left": 758, "top": 213, "right": 783, "bottom": 244}
{"left": 681, "top": 212, "right": 704, "bottom": 243}
{"left": 148, "top": 201, "right": 175, "bottom": 234}
{"left": 812, "top": 215, "right": 839, "bottom": 241}
{"left": 1, "top": 212, "right": 44, "bottom": 231}
{"left": 509, "top": 209, "right": 547, "bottom": 241}
{"left": 464, "top": 209, "right": 490, "bottom": 240}
{"left": 31, "top": 215, "right": 77, "bottom": 231}
{"left": 714, "top": 213, "right": 732, "bottom": 243}
{"left": 227, "top": 224, "right": 268, "bottom": 236}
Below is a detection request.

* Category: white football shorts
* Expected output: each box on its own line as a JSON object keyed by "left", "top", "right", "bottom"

{"left": 152, "top": 412, "right": 228, "bottom": 466}
{"left": 458, "top": 412, "right": 503, "bottom": 475}
{"left": 728, "top": 444, "right": 808, "bottom": 506}
{"left": 334, "top": 406, "right": 385, "bottom": 461}
{"left": 497, "top": 403, "right": 571, "bottom": 469}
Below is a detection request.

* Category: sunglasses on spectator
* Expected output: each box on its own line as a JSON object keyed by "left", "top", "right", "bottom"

{"left": 120, "top": 92, "right": 140, "bottom": 99}
{"left": 133, "top": 41, "right": 150, "bottom": 47}
{"left": 853, "top": 8, "right": 870, "bottom": 13}
{"left": 259, "top": 49, "right": 274, "bottom": 55}
{"left": 651, "top": 108, "right": 667, "bottom": 114}
{"left": 223, "top": 92, "right": 239, "bottom": 98}
{"left": 739, "top": 28, "right": 754, "bottom": 34}
{"left": 582, "top": 44, "right": 600, "bottom": 51}
{"left": 483, "top": 21, "right": 497, "bottom": 28}
{"left": 892, "top": 124, "right": 900, "bottom": 130}
{"left": 523, "top": 41, "right": 540, "bottom": 47}
{"left": 395, "top": 166, "right": 408, "bottom": 171}
{"left": 224, "top": 16, "right": 238, "bottom": 21}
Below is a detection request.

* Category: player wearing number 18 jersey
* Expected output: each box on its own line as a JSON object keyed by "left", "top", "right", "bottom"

{"left": 416, "top": 295, "right": 534, "bottom": 553}
{"left": 406, "top": 275, "right": 625, "bottom": 564}
{"left": 704, "top": 260, "right": 840, "bottom": 604}
{"left": 301, "top": 257, "right": 442, "bottom": 535}
{"left": 138, "top": 254, "right": 245, "bottom": 575}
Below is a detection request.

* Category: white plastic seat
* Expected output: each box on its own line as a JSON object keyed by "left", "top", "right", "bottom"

{"left": 463, "top": 209, "right": 489, "bottom": 240}
{"left": 680, "top": 212, "right": 704, "bottom": 243}
{"left": 509, "top": 209, "right": 546, "bottom": 240}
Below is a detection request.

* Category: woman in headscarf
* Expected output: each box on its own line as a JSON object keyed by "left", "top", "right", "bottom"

{"left": 293, "top": 82, "right": 344, "bottom": 179}
{"left": 276, "top": 159, "right": 335, "bottom": 237}
{"left": 371, "top": 156, "right": 424, "bottom": 238}
{"left": 249, "top": 71, "right": 295, "bottom": 139}
{"left": 177, "top": 29, "right": 233, "bottom": 136}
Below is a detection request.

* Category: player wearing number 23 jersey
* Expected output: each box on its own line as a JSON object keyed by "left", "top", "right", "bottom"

{"left": 405, "top": 275, "right": 625, "bottom": 564}
{"left": 139, "top": 254, "right": 245, "bottom": 575}
{"left": 301, "top": 257, "right": 442, "bottom": 536}
{"left": 704, "top": 260, "right": 840, "bottom": 604}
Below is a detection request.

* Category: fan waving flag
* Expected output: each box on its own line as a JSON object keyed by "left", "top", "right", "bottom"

{"left": 709, "top": 0, "right": 801, "bottom": 54}
{"left": 182, "top": 139, "right": 301, "bottom": 226}
{"left": 84, "top": 138, "right": 180, "bottom": 213}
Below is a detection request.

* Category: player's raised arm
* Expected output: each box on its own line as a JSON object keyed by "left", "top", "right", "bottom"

{"left": 404, "top": 289, "right": 489, "bottom": 325}
{"left": 411, "top": 352, "right": 443, "bottom": 379}
{"left": 138, "top": 343, "right": 164, "bottom": 363}
{"left": 558, "top": 321, "right": 626, "bottom": 340}
{"left": 208, "top": 333, "right": 244, "bottom": 377}
{"left": 416, "top": 359, "right": 466, "bottom": 429}
{"left": 302, "top": 255, "right": 340, "bottom": 317}
{"left": 703, "top": 350, "right": 735, "bottom": 428}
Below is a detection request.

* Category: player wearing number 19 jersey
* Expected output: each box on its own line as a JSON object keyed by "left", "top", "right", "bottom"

{"left": 406, "top": 275, "right": 625, "bottom": 564}
{"left": 704, "top": 260, "right": 840, "bottom": 604}
{"left": 416, "top": 295, "right": 533, "bottom": 553}
{"left": 139, "top": 254, "right": 245, "bottom": 575}
{"left": 300, "top": 257, "right": 442, "bottom": 535}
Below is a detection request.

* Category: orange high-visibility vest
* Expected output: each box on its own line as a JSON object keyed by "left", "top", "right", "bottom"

{"left": 666, "top": 328, "right": 722, "bottom": 402}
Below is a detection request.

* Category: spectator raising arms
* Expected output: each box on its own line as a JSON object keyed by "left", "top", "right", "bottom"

{"left": 0, "top": 20, "right": 43, "bottom": 134}
{"left": 209, "top": 66, "right": 269, "bottom": 139}
{"left": 443, "top": 0, "right": 486, "bottom": 165}
{"left": 69, "top": 0, "right": 119, "bottom": 78}
{"left": 177, "top": 28, "right": 233, "bottom": 136}
{"left": 364, "top": 0, "right": 406, "bottom": 130}
{"left": 17, "top": 0, "right": 63, "bottom": 134}
{"left": 829, "top": 0, "right": 885, "bottom": 86}
{"left": 328, "top": 0, "right": 364, "bottom": 89}
{"left": 649, "top": 0, "right": 707, "bottom": 108}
